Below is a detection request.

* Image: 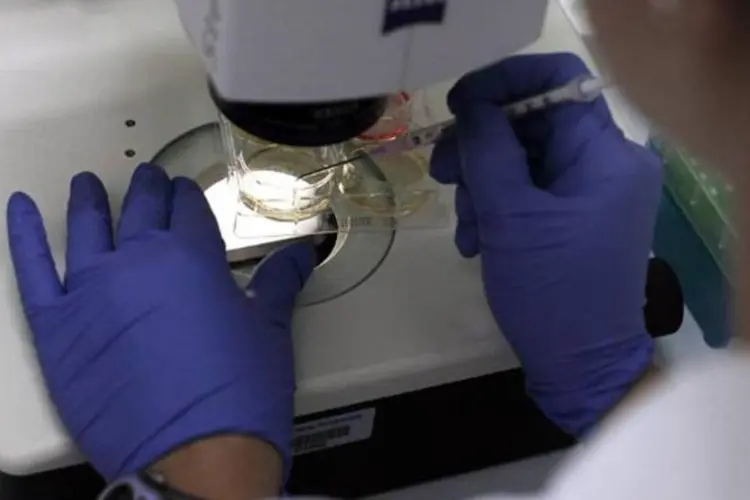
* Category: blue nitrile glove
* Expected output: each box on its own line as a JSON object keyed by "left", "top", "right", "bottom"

{"left": 6, "top": 163, "right": 315, "bottom": 480}
{"left": 431, "top": 54, "right": 660, "bottom": 436}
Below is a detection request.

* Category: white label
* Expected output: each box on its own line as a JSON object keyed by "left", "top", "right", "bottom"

{"left": 292, "top": 408, "right": 376, "bottom": 456}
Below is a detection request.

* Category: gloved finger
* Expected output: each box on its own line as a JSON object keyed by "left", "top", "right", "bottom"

{"left": 170, "top": 177, "right": 225, "bottom": 256}
{"left": 6, "top": 193, "right": 63, "bottom": 307}
{"left": 449, "top": 53, "right": 615, "bottom": 181}
{"left": 450, "top": 53, "right": 612, "bottom": 121}
{"left": 429, "top": 126, "right": 461, "bottom": 185}
{"left": 540, "top": 121, "right": 623, "bottom": 197}
{"left": 628, "top": 142, "right": 664, "bottom": 190}
{"left": 455, "top": 185, "right": 479, "bottom": 258}
{"left": 117, "top": 163, "right": 172, "bottom": 244}
{"left": 454, "top": 100, "right": 539, "bottom": 206}
{"left": 247, "top": 242, "right": 315, "bottom": 315}
{"left": 571, "top": 137, "right": 663, "bottom": 198}
{"left": 66, "top": 172, "right": 113, "bottom": 277}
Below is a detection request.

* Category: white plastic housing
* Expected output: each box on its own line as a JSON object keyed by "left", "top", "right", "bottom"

{"left": 174, "top": 0, "right": 549, "bottom": 102}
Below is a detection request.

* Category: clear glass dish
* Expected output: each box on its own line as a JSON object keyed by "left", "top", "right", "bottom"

{"left": 236, "top": 146, "right": 338, "bottom": 222}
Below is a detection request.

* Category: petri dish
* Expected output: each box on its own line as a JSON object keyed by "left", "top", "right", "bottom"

{"left": 220, "top": 114, "right": 344, "bottom": 222}
{"left": 237, "top": 146, "right": 336, "bottom": 221}
{"left": 339, "top": 151, "right": 432, "bottom": 218}
{"left": 342, "top": 89, "right": 440, "bottom": 219}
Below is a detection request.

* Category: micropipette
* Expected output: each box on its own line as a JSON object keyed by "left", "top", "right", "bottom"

{"left": 301, "top": 75, "right": 608, "bottom": 181}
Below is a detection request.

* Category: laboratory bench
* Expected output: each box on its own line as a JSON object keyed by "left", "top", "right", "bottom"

{"left": 0, "top": 1, "right": 726, "bottom": 499}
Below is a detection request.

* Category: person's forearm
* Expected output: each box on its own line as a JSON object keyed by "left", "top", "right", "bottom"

{"left": 150, "top": 435, "right": 283, "bottom": 500}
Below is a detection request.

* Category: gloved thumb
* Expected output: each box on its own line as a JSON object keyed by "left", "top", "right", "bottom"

{"left": 247, "top": 241, "right": 315, "bottom": 314}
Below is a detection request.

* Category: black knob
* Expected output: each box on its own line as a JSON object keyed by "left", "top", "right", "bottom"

{"left": 644, "top": 257, "right": 685, "bottom": 338}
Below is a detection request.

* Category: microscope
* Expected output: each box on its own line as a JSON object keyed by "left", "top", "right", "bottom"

{"left": 166, "top": 0, "right": 553, "bottom": 273}
{"left": 175, "top": 0, "right": 547, "bottom": 145}
{"left": 0, "top": 0, "right": 615, "bottom": 497}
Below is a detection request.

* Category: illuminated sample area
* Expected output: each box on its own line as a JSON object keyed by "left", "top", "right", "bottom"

{"left": 152, "top": 124, "right": 398, "bottom": 306}
{"left": 203, "top": 172, "right": 323, "bottom": 253}
{"left": 235, "top": 149, "right": 337, "bottom": 223}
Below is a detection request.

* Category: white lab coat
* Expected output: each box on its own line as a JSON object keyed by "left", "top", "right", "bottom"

{"left": 485, "top": 352, "right": 750, "bottom": 499}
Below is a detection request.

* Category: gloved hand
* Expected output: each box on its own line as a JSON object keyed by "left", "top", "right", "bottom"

{"left": 6, "top": 163, "right": 314, "bottom": 480}
{"left": 431, "top": 54, "right": 660, "bottom": 436}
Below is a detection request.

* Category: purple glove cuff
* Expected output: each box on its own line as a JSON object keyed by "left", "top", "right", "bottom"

{"left": 105, "top": 383, "right": 294, "bottom": 483}
{"left": 527, "top": 334, "right": 655, "bottom": 437}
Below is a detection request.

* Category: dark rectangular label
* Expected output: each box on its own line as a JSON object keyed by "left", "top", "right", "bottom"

{"left": 292, "top": 408, "right": 376, "bottom": 456}
{"left": 383, "top": 0, "right": 447, "bottom": 34}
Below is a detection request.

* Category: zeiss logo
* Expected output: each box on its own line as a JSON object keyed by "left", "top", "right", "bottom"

{"left": 382, "top": 0, "right": 447, "bottom": 34}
